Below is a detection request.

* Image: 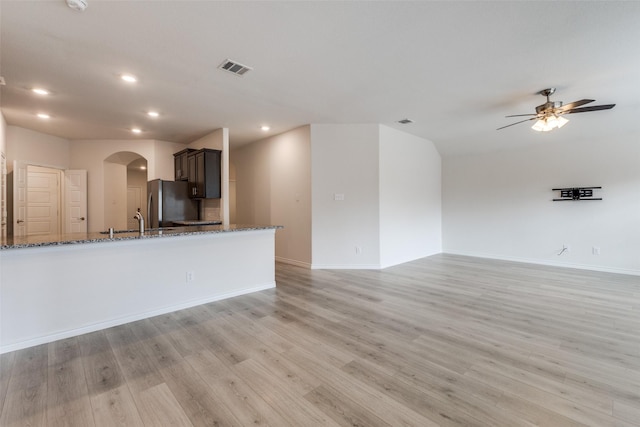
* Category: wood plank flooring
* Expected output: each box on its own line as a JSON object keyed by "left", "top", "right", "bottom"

{"left": 1, "top": 254, "right": 639, "bottom": 426}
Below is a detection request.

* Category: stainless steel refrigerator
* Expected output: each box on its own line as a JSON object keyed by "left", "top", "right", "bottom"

{"left": 147, "top": 179, "right": 198, "bottom": 228}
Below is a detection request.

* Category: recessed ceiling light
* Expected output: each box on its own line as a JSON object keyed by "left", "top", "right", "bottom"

{"left": 131, "top": 128, "right": 142, "bottom": 134}
{"left": 66, "top": 0, "right": 88, "bottom": 12}
{"left": 37, "top": 113, "right": 50, "bottom": 119}
{"left": 121, "top": 74, "right": 137, "bottom": 83}
{"left": 32, "top": 88, "right": 50, "bottom": 95}
{"left": 147, "top": 111, "right": 159, "bottom": 118}
{"left": 260, "top": 125, "right": 270, "bottom": 131}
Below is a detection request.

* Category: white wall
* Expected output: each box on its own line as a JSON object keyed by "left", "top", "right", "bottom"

{"left": 233, "top": 137, "right": 272, "bottom": 225}
{"left": 153, "top": 139, "right": 183, "bottom": 181}
{"left": 187, "top": 129, "right": 224, "bottom": 151}
{"left": 233, "top": 126, "right": 312, "bottom": 267}
{"left": 442, "top": 136, "right": 640, "bottom": 275}
{"left": 269, "top": 126, "right": 312, "bottom": 266}
{"left": 70, "top": 138, "right": 183, "bottom": 231}
{"left": 379, "top": 125, "right": 442, "bottom": 267}
{"left": 103, "top": 161, "right": 128, "bottom": 230}
{"left": 311, "top": 124, "right": 381, "bottom": 268}
{"left": 0, "top": 113, "right": 6, "bottom": 156}
{"left": 6, "top": 126, "right": 70, "bottom": 172}
{"left": 310, "top": 124, "right": 442, "bottom": 269}
{"left": 229, "top": 160, "right": 237, "bottom": 223}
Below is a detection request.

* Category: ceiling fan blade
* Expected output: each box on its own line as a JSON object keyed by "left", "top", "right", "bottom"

{"left": 497, "top": 117, "right": 537, "bottom": 130}
{"left": 564, "top": 104, "right": 616, "bottom": 114}
{"left": 558, "top": 99, "right": 594, "bottom": 111}
{"left": 505, "top": 113, "right": 538, "bottom": 118}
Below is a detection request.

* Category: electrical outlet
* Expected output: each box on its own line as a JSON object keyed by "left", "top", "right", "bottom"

{"left": 186, "top": 271, "right": 195, "bottom": 282}
{"left": 355, "top": 246, "right": 362, "bottom": 255}
{"left": 592, "top": 246, "right": 601, "bottom": 255}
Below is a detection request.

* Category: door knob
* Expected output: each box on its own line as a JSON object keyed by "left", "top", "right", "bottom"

{"left": 80, "top": 217, "right": 85, "bottom": 221}
{"left": 17, "top": 219, "right": 24, "bottom": 223}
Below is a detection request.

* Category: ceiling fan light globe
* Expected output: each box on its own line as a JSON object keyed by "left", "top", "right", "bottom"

{"left": 546, "top": 116, "right": 559, "bottom": 129}
{"left": 532, "top": 119, "right": 547, "bottom": 132}
{"left": 556, "top": 116, "right": 569, "bottom": 128}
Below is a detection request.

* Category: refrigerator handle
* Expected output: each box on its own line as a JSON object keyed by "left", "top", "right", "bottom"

{"left": 147, "top": 192, "right": 153, "bottom": 228}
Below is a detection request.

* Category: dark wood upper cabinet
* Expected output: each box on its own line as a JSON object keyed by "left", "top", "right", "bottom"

{"left": 173, "top": 148, "right": 196, "bottom": 181}
{"left": 186, "top": 149, "right": 221, "bottom": 199}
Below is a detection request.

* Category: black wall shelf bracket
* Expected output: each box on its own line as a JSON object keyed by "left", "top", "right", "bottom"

{"left": 552, "top": 186, "right": 602, "bottom": 201}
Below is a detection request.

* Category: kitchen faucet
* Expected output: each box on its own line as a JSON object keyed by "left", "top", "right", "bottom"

{"left": 134, "top": 209, "right": 145, "bottom": 234}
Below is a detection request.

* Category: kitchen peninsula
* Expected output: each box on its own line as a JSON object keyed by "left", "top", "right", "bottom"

{"left": 0, "top": 224, "right": 281, "bottom": 353}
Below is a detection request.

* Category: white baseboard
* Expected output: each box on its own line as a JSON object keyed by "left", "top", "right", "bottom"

{"left": 311, "top": 263, "right": 382, "bottom": 270}
{"left": 284, "top": 250, "right": 638, "bottom": 276}
{"left": 0, "top": 282, "right": 275, "bottom": 355}
{"left": 444, "top": 251, "right": 640, "bottom": 276}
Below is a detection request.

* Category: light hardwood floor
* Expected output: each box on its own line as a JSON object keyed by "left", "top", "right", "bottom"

{"left": 1, "top": 254, "right": 639, "bottom": 426}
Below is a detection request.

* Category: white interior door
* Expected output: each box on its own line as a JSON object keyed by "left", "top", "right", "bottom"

{"left": 13, "top": 161, "right": 27, "bottom": 237}
{"left": 127, "top": 186, "right": 142, "bottom": 230}
{"left": 65, "top": 169, "right": 88, "bottom": 233}
{"left": 27, "top": 165, "right": 60, "bottom": 236}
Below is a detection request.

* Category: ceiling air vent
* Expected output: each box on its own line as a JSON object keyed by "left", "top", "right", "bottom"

{"left": 218, "top": 59, "right": 252, "bottom": 76}
{"left": 397, "top": 118, "right": 413, "bottom": 124}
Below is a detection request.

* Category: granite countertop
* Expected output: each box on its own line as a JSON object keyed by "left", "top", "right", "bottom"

{"left": 1, "top": 224, "right": 282, "bottom": 250}
{"left": 172, "top": 220, "right": 222, "bottom": 226}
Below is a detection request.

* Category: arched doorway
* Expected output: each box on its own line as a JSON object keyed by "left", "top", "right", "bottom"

{"left": 103, "top": 152, "right": 147, "bottom": 230}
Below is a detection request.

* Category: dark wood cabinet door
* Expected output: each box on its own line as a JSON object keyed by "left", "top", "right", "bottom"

{"left": 203, "top": 150, "right": 221, "bottom": 199}
{"left": 180, "top": 148, "right": 221, "bottom": 199}
{"left": 195, "top": 150, "right": 205, "bottom": 197}
{"left": 174, "top": 155, "right": 182, "bottom": 180}
{"left": 187, "top": 153, "right": 197, "bottom": 197}
{"left": 174, "top": 148, "right": 195, "bottom": 181}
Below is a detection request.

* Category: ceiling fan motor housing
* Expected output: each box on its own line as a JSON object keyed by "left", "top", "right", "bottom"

{"left": 536, "top": 101, "right": 563, "bottom": 115}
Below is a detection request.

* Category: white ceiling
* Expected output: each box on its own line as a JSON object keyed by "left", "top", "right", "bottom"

{"left": 1, "top": 1, "right": 639, "bottom": 157}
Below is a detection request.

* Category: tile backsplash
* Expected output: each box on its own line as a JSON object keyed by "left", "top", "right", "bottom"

{"left": 204, "top": 207, "right": 220, "bottom": 220}
{"left": 201, "top": 198, "right": 221, "bottom": 220}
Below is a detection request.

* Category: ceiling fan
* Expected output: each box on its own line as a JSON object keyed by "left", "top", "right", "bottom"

{"left": 497, "top": 88, "right": 615, "bottom": 131}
